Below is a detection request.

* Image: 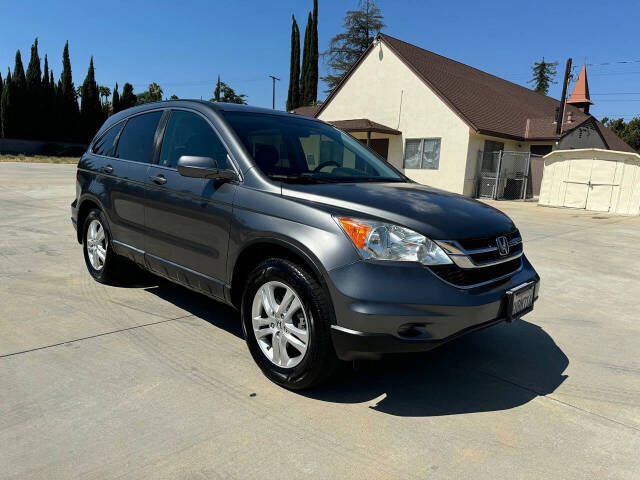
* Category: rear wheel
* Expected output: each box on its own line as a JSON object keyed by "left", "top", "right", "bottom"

{"left": 82, "top": 209, "right": 129, "bottom": 284}
{"left": 241, "top": 258, "right": 337, "bottom": 390}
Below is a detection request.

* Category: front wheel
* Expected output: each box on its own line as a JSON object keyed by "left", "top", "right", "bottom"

{"left": 241, "top": 258, "right": 337, "bottom": 390}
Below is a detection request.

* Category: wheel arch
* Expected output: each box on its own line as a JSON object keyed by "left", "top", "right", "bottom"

{"left": 76, "top": 195, "right": 109, "bottom": 243}
{"left": 229, "top": 238, "right": 333, "bottom": 318}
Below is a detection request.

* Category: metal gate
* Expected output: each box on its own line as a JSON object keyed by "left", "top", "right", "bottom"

{"left": 477, "top": 150, "right": 531, "bottom": 200}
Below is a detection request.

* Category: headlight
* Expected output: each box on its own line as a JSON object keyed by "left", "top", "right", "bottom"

{"left": 335, "top": 216, "right": 452, "bottom": 265}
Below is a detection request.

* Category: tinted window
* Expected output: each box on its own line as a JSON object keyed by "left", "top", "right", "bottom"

{"left": 92, "top": 122, "right": 123, "bottom": 157}
{"left": 114, "top": 111, "right": 163, "bottom": 163}
{"left": 221, "top": 112, "right": 402, "bottom": 183}
{"left": 159, "top": 110, "right": 229, "bottom": 169}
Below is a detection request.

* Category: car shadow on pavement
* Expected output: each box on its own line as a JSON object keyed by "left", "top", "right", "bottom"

{"left": 143, "top": 280, "right": 244, "bottom": 339}
{"left": 305, "top": 320, "right": 569, "bottom": 417}
{"left": 140, "top": 278, "right": 567, "bottom": 418}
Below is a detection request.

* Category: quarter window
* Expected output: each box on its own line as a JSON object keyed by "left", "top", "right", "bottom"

{"left": 159, "top": 111, "right": 229, "bottom": 169}
{"left": 114, "top": 111, "right": 163, "bottom": 163}
{"left": 92, "top": 122, "right": 123, "bottom": 157}
{"left": 403, "top": 138, "right": 441, "bottom": 169}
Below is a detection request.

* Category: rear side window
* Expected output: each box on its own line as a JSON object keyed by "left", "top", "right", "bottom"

{"left": 92, "top": 122, "right": 123, "bottom": 157}
{"left": 159, "top": 110, "right": 229, "bottom": 169}
{"left": 115, "top": 111, "right": 163, "bottom": 163}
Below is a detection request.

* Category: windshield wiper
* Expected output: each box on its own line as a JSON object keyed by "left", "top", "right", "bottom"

{"left": 266, "top": 173, "right": 335, "bottom": 184}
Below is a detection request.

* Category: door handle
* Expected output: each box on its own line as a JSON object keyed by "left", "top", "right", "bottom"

{"left": 102, "top": 165, "right": 113, "bottom": 174}
{"left": 150, "top": 174, "right": 167, "bottom": 185}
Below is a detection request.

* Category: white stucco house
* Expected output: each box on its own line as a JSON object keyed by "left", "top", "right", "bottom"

{"left": 302, "top": 33, "right": 635, "bottom": 197}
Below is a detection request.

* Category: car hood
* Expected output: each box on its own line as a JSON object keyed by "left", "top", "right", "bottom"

{"left": 282, "top": 182, "right": 516, "bottom": 240}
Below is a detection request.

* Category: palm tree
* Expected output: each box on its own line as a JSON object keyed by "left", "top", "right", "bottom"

{"left": 98, "top": 85, "right": 111, "bottom": 105}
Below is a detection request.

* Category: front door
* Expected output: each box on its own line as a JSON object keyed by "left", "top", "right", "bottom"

{"left": 144, "top": 109, "right": 236, "bottom": 299}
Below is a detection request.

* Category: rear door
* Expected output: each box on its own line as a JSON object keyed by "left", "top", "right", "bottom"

{"left": 144, "top": 109, "right": 237, "bottom": 299}
{"left": 104, "top": 110, "right": 164, "bottom": 260}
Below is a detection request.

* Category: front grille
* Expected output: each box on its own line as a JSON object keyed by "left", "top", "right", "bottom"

{"left": 469, "top": 242, "right": 523, "bottom": 264}
{"left": 430, "top": 257, "right": 522, "bottom": 287}
{"left": 458, "top": 229, "right": 520, "bottom": 251}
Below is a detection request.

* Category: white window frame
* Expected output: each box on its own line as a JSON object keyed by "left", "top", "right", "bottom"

{"left": 403, "top": 138, "right": 441, "bottom": 170}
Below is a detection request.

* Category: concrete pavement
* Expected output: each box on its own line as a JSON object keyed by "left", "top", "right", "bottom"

{"left": 1, "top": 162, "right": 639, "bottom": 479}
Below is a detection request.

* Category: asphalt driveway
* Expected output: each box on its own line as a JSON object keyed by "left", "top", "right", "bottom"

{"left": 1, "top": 162, "right": 639, "bottom": 479}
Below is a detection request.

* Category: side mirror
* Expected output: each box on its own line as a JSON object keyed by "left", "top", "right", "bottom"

{"left": 177, "top": 156, "right": 238, "bottom": 181}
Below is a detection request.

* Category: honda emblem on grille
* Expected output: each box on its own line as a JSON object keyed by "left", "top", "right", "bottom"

{"left": 496, "top": 236, "right": 510, "bottom": 256}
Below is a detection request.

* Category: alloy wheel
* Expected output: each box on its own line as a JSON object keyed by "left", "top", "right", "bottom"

{"left": 251, "top": 280, "right": 310, "bottom": 368}
{"left": 86, "top": 219, "right": 107, "bottom": 271}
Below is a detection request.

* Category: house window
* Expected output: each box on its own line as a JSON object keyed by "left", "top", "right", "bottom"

{"left": 403, "top": 138, "right": 441, "bottom": 169}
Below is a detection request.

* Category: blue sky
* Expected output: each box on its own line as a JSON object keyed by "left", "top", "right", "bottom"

{"left": 1, "top": 0, "right": 638, "bottom": 120}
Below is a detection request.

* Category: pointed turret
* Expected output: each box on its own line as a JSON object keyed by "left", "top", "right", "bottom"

{"left": 567, "top": 64, "right": 593, "bottom": 114}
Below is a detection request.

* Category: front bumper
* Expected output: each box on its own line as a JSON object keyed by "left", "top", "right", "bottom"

{"left": 326, "top": 255, "right": 539, "bottom": 360}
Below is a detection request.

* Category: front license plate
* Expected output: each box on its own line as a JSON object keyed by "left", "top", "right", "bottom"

{"left": 506, "top": 282, "right": 535, "bottom": 320}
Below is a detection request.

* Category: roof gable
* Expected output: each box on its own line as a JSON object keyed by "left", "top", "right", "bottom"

{"left": 316, "top": 33, "right": 636, "bottom": 152}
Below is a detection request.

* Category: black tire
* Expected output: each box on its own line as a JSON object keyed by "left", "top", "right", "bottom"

{"left": 82, "top": 208, "right": 129, "bottom": 285}
{"left": 241, "top": 258, "right": 338, "bottom": 390}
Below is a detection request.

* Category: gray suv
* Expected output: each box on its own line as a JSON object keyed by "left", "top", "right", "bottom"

{"left": 71, "top": 100, "right": 539, "bottom": 389}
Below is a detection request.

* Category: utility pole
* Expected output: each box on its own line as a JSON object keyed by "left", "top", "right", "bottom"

{"left": 556, "top": 58, "right": 572, "bottom": 135}
{"left": 269, "top": 75, "right": 280, "bottom": 109}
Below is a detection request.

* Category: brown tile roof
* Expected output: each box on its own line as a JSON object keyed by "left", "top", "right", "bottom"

{"left": 290, "top": 105, "right": 321, "bottom": 117}
{"left": 328, "top": 118, "right": 400, "bottom": 135}
{"left": 316, "top": 33, "right": 636, "bottom": 152}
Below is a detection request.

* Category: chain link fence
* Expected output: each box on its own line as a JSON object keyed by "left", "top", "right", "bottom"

{"left": 476, "top": 150, "right": 531, "bottom": 200}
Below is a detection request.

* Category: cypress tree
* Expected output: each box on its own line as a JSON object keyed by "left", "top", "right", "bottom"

{"left": 300, "top": 12, "right": 312, "bottom": 105}
{"left": 309, "top": 0, "right": 318, "bottom": 104}
{"left": 59, "top": 41, "right": 79, "bottom": 142}
{"left": 0, "top": 72, "right": 3, "bottom": 137}
{"left": 112, "top": 82, "right": 120, "bottom": 114}
{"left": 214, "top": 75, "right": 221, "bottom": 101}
{"left": 286, "top": 14, "right": 301, "bottom": 111}
{"left": 42, "top": 55, "right": 53, "bottom": 140}
{"left": 12, "top": 51, "right": 27, "bottom": 139}
{"left": 25, "top": 38, "right": 42, "bottom": 139}
{"left": 1, "top": 69, "right": 14, "bottom": 138}
{"left": 119, "top": 83, "right": 137, "bottom": 110}
{"left": 80, "top": 57, "right": 103, "bottom": 142}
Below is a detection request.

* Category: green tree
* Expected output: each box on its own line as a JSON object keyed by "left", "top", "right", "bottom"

{"left": 41, "top": 55, "right": 56, "bottom": 140}
{"left": 136, "top": 82, "right": 163, "bottom": 105}
{"left": 210, "top": 77, "right": 247, "bottom": 104}
{"left": 25, "top": 38, "right": 42, "bottom": 139}
{"left": 80, "top": 57, "right": 104, "bottom": 142}
{"left": 111, "top": 82, "right": 120, "bottom": 114}
{"left": 119, "top": 82, "right": 137, "bottom": 110}
{"left": 286, "top": 14, "right": 301, "bottom": 111}
{"left": 300, "top": 12, "right": 312, "bottom": 104}
{"left": 213, "top": 75, "right": 222, "bottom": 101}
{"left": 309, "top": 0, "right": 319, "bottom": 104}
{"left": 322, "top": 0, "right": 384, "bottom": 93}
{"left": 528, "top": 58, "right": 558, "bottom": 95}
{"left": 10, "top": 50, "right": 27, "bottom": 138}
{"left": 602, "top": 117, "right": 640, "bottom": 153}
{"left": 1, "top": 69, "right": 14, "bottom": 138}
{"left": 169, "top": 94, "right": 179, "bottom": 100}
{"left": 98, "top": 85, "right": 111, "bottom": 105}
{"left": 58, "top": 41, "right": 79, "bottom": 141}
{"left": 0, "top": 72, "right": 3, "bottom": 136}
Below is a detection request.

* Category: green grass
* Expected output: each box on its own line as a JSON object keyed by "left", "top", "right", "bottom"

{"left": 0, "top": 154, "right": 79, "bottom": 164}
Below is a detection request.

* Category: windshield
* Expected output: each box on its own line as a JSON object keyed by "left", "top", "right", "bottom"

{"left": 221, "top": 111, "right": 405, "bottom": 183}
